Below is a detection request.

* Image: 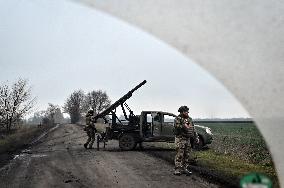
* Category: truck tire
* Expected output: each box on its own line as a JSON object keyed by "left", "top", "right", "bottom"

{"left": 119, "top": 134, "right": 137, "bottom": 150}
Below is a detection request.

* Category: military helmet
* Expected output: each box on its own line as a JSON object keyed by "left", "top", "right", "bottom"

{"left": 178, "top": 106, "right": 189, "bottom": 113}
{"left": 88, "top": 109, "right": 94, "bottom": 114}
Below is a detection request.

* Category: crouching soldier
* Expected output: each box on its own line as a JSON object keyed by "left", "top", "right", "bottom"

{"left": 84, "top": 109, "right": 96, "bottom": 149}
{"left": 173, "top": 105, "right": 199, "bottom": 176}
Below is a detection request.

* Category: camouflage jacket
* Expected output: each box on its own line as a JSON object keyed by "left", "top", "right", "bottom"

{"left": 86, "top": 114, "right": 95, "bottom": 129}
{"left": 174, "top": 115, "right": 197, "bottom": 139}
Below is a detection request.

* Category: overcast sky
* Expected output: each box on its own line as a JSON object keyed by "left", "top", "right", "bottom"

{"left": 0, "top": 0, "right": 250, "bottom": 118}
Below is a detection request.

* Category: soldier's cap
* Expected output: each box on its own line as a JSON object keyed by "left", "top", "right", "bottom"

{"left": 178, "top": 106, "right": 189, "bottom": 113}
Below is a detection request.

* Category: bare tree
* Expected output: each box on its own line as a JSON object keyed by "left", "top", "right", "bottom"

{"left": 54, "top": 107, "right": 64, "bottom": 124}
{"left": 29, "top": 105, "right": 64, "bottom": 126}
{"left": 0, "top": 79, "right": 36, "bottom": 132}
{"left": 83, "top": 90, "right": 111, "bottom": 115}
{"left": 27, "top": 110, "right": 45, "bottom": 125}
{"left": 63, "top": 90, "right": 85, "bottom": 124}
{"left": 0, "top": 84, "right": 8, "bottom": 130}
{"left": 45, "top": 103, "right": 64, "bottom": 125}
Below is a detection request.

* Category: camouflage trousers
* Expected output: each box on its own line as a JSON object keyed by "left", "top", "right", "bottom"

{"left": 85, "top": 127, "right": 96, "bottom": 148}
{"left": 174, "top": 136, "right": 192, "bottom": 170}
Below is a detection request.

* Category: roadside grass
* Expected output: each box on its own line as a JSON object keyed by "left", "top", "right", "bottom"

{"left": 0, "top": 125, "right": 49, "bottom": 154}
{"left": 147, "top": 142, "right": 279, "bottom": 188}
{"left": 196, "top": 149, "right": 279, "bottom": 187}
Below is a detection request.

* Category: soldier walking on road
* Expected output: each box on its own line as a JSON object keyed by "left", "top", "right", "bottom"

{"left": 84, "top": 109, "right": 96, "bottom": 149}
{"left": 173, "top": 106, "right": 199, "bottom": 176}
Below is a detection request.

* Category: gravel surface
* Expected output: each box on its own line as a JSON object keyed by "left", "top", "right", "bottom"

{"left": 0, "top": 124, "right": 221, "bottom": 188}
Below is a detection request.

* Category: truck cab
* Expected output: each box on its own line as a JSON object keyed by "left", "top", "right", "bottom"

{"left": 139, "top": 111, "right": 176, "bottom": 142}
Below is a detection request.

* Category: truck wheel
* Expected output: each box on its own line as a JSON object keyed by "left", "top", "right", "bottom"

{"left": 119, "top": 134, "right": 137, "bottom": 150}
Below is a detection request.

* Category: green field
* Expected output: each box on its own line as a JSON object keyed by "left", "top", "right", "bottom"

{"left": 199, "top": 122, "right": 272, "bottom": 165}
{"left": 195, "top": 122, "right": 279, "bottom": 187}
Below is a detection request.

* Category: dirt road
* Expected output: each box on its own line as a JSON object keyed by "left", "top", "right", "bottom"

{"left": 0, "top": 124, "right": 220, "bottom": 188}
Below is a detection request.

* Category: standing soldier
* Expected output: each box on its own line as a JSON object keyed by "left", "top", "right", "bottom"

{"left": 173, "top": 106, "right": 199, "bottom": 176}
{"left": 84, "top": 109, "right": 96, "bottom": 149}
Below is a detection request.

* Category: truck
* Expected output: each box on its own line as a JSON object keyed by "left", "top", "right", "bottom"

{"left": 93, "top": 80, "right": 213, "bottom": 150}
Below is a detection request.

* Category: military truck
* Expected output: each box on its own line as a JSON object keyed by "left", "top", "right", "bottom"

{"left": 102, "top": 111, "right": 212, "bottom": 150}
{"left": 93, "top": 80, "right": 213, "bottom": 150}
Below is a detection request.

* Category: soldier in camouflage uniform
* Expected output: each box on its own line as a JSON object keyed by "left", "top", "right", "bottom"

{"left": 173, "top": 106, "right": 199, "bottom": 176}
{"left": 84, "top": 109, "right": 96, "bottom": 149}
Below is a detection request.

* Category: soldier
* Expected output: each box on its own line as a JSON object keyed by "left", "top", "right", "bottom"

{"left": 84, "top": 109, "right": 96, "bottom": 149}
{"left": 173, "top": 105, "right": 199, "bottom": 176}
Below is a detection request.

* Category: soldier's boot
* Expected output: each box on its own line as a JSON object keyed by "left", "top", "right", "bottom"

{"left": 89, "top": 139, "right": 95, "bottom": 149}
{"left": 183, "top": 167, "right": 192, "bottom": 176}
{"left": 84, "top": 143, "right": 88, "bottom": 149}
{"left": 173, "top": 169, "right": 182, "bottom": 176}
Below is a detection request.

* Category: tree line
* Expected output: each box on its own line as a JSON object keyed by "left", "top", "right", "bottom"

{"left": 0, "top": 78, "right": 111, "bottom": 133}
{"left": 27, "top": 103, "right": 65, "bottom": 126}
{"left": 63, "top": 89, "right": 111, "bottom": 124}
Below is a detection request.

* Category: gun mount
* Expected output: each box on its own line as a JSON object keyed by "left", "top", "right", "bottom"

{"left": 94, "top": 80, "right": 147, "bottom": 124}
{"left": 94, "top": 80, "right": 147, "bottom": 151}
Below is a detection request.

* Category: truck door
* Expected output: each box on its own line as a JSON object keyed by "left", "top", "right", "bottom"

{"left": 161, "top": 114, "right": 175, "bottom": 137}
{"left": 152, "top": 112, "right": 162, "bottom": 136}
{"left": 144, "top": 113, "right": 152, "bottom": 137}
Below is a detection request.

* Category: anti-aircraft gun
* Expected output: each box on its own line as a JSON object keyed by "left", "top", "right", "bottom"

{"left": 94, "top": 80, "right": 147, "bottom": 150}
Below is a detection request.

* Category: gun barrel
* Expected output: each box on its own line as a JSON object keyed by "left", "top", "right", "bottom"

{"left": 94, "top": 80, "right": 147, "bottom": 120}
{"left": 129, "top": 80, "right": 147, "bottom": 94}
